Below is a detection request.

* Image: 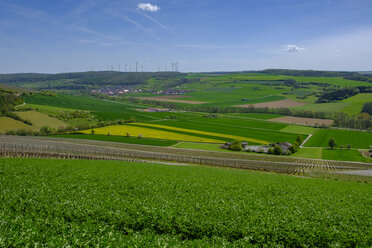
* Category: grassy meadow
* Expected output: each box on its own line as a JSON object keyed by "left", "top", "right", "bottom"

{"left": 23, "top": 94, "right": 155, "bottom": 121}
{"left": 342, "top": 93, "right": 372, "bottom": 115}
{"left": 0, "top": 158, "right": 370, "bottom": 247}
{"left": 0, "top": 117, "right": 31, "bottom": 133}
{"left": 17, "top": 111, "right": 67, "bottom": 130}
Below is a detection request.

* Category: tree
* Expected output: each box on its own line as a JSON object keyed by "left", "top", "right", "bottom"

{"left": 273, "top": 145, "right": 282, "bottom": 155}
{"left": 296, "top": 135, "right": 303, "bottom": 145}
{"left": 90, "top": 129, "right": 95, "bottom": 135}
{"left": 328, "top": 138, "right": 337, "bottom": 149}
{"left": 229, "top": 140, "right": 242, "bottom": 151}
{"left": 361, "top": 102, "right": 372, "bottom": 115}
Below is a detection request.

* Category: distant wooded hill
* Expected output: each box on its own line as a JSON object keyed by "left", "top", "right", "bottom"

{"left": 0, "top": 71, "right": 186, "bottom": 90}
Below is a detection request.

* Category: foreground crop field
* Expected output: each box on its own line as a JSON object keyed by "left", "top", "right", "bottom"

{"left": 0, "top": 158, "right": 370, "bottom": 247}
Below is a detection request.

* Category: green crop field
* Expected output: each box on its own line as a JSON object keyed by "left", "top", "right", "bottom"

{"left": 153, "top": 118, "right": 305, "bottom": 144}
{"left": 23, "top": 94, "right": 157, "bottom": 121}
{"left": 291, "top": 147, "right": 323, "bottom": 159}
{"left": 322, "top": 149, "right": 371, "bottom": 162}
{"left": 291, "top": 147, "right": 370, "bottom": 162}
{"left": 51, "top": 134, "right": 178, "bottom": 146}
{"left": 305, "top": 129, "right": 372, "bottom": 149}
{"left": 280, "top": 125, "right": 316, "bottom": 135}
{"left": 0, "top": 158, "right": 370, "bottom": 247}
{"left": 342, "top": 93, "right": 372, "bottom": 115}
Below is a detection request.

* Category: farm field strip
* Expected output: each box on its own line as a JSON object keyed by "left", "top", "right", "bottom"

{"left": 130, "top": 123, "right": 269, "bottom": 144}
{"left": 81, "top": 125, "right": 224, "bottom": 143}
{"left": 153, "top": 119, "right": 302, "bottom": 144}
{"left": 1, "top": 136, "right": 370, "bottom": 174}
{"left": 305, "top": 128, "right": 372, "bottom": 149}
{"left": 180, "top": 118, "right": 288, "bottom": 132}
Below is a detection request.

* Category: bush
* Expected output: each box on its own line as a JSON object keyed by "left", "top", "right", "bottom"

{"left": 296, "top": 135, "right": 303, "bottom": 145}
{"left": 229, "top": 144, "right": 242, "bottom": 151}
{"left": 229, "top": 140, "right": 243, "bottom": 151}
{"left": 328, "top": 138, "right": 337, "bottom": 149}
{"left": 40, "top": 126, "right": 54, "bottom": 134}
{"left": 5, "top": 130, "right": 16, "bottom": 135}
{"left": 16, "top": 129, "right": 32, "bottom": 136}
{"left": 289, "top": 145, "right": 298, "bottom": 153}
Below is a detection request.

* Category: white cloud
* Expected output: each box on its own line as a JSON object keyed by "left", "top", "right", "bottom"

{"left": 285, "top": 44, "right": 305, "bottom": 52}
{"left": 137, "top": 3, "right": 160, "bottom": 12}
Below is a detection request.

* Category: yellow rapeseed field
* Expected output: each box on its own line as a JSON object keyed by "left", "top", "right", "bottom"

{"left": 81, "top": 125, "right": 225, "bottom": 143}
{"left": 131, "top": 123, "right": 269, "bottom": 144}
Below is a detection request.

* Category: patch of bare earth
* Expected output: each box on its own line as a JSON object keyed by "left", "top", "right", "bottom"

{"left": 235, "top": 99, "right": 308, "bottom": 108}
{"left": 269, "top": 116, "right": 334, "bottom": 126}
{"left": 137, "top": 96, "right": 207, "bottom": 104}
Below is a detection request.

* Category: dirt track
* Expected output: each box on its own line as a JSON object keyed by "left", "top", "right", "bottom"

{"left": 235, "top": 99, "right": 307, "bottom": 108}
{"left": 269, "top": 116, "right": 334, "bottom": 126}
{"left": 137, "top": 96, "right": 207, "bottom": 104}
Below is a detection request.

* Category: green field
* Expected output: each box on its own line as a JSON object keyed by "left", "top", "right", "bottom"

{"left": 342, "top": 93, "right": 372, "bottom": 115}
{"left": 23, "top": 94, "right": 156, "bottom": 121}
{"left": 17, "top": 111, "right": 67, "bottom": 130}
{"left": 280, "top": 125, "right": 316, "bottom": 135}
{"left": 291, "top": 147, "right": 323, "bottom": 159}
{"left": 305, "top": 129, "right": 372, "bottom": 149}
{"left": 0, "top": 117, "right": 31, "bottom": 133}
{"left": 18, "top": 103, "right": 79, "bottom": 115}
{"left": 322, "top": 149, "right": 371, "bottom": 162}
{"left": 51, "top": 134, "right": 178, "bottom": 146}
{"left": 0, "top": 158, "right": 370, "bottom": 247}
{"left": 292, "top": 147, "right": 370, "bottom": 162}
{"left": 153, "top": 117, "right": 305, "bottom": 144}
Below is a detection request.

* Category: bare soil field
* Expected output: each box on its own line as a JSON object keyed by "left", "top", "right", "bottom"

{"left": 235, "top": 99, "right": 308, "bottom": 108}
{"left": 137, "top": 96, "right": 207, "bottom": 104}
{"left": 269, "top": 116, "right": 334, "bottom": 126}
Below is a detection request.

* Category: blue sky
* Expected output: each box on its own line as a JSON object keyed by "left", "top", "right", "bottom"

{"left": 0, "top": 0, "right": 371, "bottom": 73}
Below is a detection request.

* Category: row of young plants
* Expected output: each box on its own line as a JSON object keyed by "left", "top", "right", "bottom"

{"left": 0, "top": 158, "right": 371, "bottom": 247}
